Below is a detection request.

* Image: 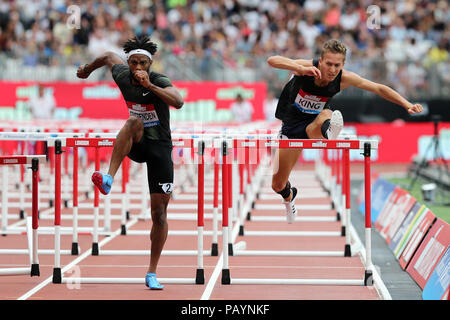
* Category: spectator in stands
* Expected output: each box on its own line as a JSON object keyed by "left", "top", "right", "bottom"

{"left": 230, "top": 93, "right": 254, "bottom": 123}
{"left": 28, "top": 83, "right": 56, "bottom": 119}
{"left": 264, "top": 90, "right": 278, "bottom": 122}
{"left": 0, "top": 0, "right": 447, "bottom": 100}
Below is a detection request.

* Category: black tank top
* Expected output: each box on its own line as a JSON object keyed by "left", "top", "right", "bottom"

{"left": 275, "top": 58, "right": 342, "bottom": 124}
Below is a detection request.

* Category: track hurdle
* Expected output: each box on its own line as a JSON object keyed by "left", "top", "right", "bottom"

{"left": 56, "top": 137, "right": 210, "bottom": 286}
{"left": 49, "top": 136, "right": 117, "bottom": 282}
{"left": 0, "top": 155, "right": 45, "bottom": 276}
{"left": 220, "top": 137, "right": 378, "bottom": 286}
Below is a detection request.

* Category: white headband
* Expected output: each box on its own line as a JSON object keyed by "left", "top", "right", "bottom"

{"left": 126, "top": 49, "right": 152, "bottom": 61}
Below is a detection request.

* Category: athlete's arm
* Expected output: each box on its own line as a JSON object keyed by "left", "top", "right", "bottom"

{"left": 341, "top": 70, "right": 423, "bottom": 115}
{"left": 133, "top": 70, "right": 184, "bottom": 109}
{"left": 77, "top": 52, "right": 124, "bottom": 79}
{"left": 267, "top": 56, "right": 321, "bottom": 78}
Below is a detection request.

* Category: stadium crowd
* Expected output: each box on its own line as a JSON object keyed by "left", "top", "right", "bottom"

{"left": 0, "top": 0, "right": 448, "bottom": 97}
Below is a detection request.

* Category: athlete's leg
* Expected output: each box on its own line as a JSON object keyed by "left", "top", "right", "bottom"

{"left": 272, "top": 148, "right": 302, "bottom": 201}
{"left": 306, "top": 109, "right": 343, "bottom": 139}
{"left": 305, "top": 109, "right": 332, "bottom": 139}
{"left": 107, "top": 116, "right": 144, "bottom": 178}
{"left": 147, "top": 193, "right": 170, "bottom": 274}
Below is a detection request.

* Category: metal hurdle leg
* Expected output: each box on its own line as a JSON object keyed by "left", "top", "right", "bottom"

{"left": 363, "top": 142, "right": 373, "bottom": 286}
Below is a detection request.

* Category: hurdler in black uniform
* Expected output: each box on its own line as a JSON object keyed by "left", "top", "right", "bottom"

{"left": 112, "top": 64, "right": 174, "bottom": 194}
{"left": 76, "top": 35, "right": 184, "bottom": 290}
{"left": 276, "top": 58, "right": 342, "bottom": 139}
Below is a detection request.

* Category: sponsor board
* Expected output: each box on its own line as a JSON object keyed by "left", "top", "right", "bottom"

{"left": 379, "top": 190, "right": 417, "bottom": 244}
{"left": 398, "top": 208, "right": 436, "bottom": 269}
{"left": 359, "top": 178, "right": 396, "bottom": 223}
{"left": 388, "top": 203, "right": 428, "bottom": 259}
{"left": 422, "top": 247, "right": 449, "bottom": 300}
{"left": 406, "top": 219, "right": 450, "bottom": 289}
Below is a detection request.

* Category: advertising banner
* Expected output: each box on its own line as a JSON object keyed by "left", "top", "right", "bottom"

{"left": 422, "top": 247, "right": 449, "bottom": 300}
{"left": 398, "top": 209, "right": 436, "bottom": 269}
{"left": 374, "top": 186, "right": 411, "bottom": 239}
{"left": 0, "top": 81, "right": 266, "bottom": 122}
{"left": 406, "top": 219, "right": 450, "bottom": 289}
{"left": 388, "top": 203, "right": 428, "bottom": 259}
{"left": 358, "top": 178, "right": 396, "bottom": 223}
{"left": 378, "top": 191, "right": 417, "bottom": 244}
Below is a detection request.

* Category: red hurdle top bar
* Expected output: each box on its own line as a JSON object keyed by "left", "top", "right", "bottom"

{"left": 233, "top": 139, "right": 366, "bottom": 150}
{"left": 65, "top": 138, "right": 115, "bottom": 148}
{"left": 65, "top": 137, "right": 194, "bottom": 148}
{"left": 0, "top": 155, "right": 46, "bottom": 165}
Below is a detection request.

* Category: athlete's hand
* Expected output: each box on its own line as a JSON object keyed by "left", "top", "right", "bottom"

{"left": 76, "top": 64, "right": 91, "bottom": 79}
{"left": 295, "top": 65, "right": 321, "bottom": 79}
{"left": 406, "top": 103, "right": 423, "bottom": 114}
{"left": 133, "top": 70, "right": 151, "bottom": 88}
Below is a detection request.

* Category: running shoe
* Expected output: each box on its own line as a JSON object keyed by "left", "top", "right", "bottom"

{"left": 326, "top": 110, "right": 344, "bottom": 140}
{"left": 145, "top": 273, "right": 164, "bottom": 290}
{"left": 282, "top": 187, "right": 298, "bottom": 224}
{"left": 91, "top": 171, "right": 113, "bottom": 195}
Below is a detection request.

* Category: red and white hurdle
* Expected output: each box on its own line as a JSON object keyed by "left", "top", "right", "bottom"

{"left": 218, "top": 136, "right": 378, "bottom": 286}
{"left": 0, "top": 155, "right": 45, "bottom": 276}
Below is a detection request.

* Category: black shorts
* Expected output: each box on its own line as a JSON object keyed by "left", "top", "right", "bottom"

{"left": 280, "top": 118, "right": 315, "bottom": 139}
{"left": 127, "top": 138, "right": 174, "bottom": 194}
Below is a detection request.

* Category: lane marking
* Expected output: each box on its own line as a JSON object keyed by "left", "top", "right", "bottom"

{"left": 17, "top": 219, "right": 139, "bottom": 300}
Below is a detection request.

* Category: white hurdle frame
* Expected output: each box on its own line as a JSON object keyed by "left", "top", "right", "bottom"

{"left": 220, "top": 137, "right": 378, "bottom": 286}
{"left": 50, "top": 136, "right": 211, "bottom": 285}
{"left": 0, "top": 155, "right": 45, "bottom": 276}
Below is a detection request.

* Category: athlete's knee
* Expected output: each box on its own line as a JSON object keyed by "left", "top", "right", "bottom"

{"left": 125, "top": 117, "right": 144, "bottom": 140}
{"left": 125, "top": 117, "right": 144, "bottom": 132}
{"left": 151, "top": 206, "right": 167, "bottom": 227}
{"left": 320, "top": 109, "right": 332, "bottom": 118}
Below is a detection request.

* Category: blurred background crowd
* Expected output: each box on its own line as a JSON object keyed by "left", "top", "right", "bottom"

{"left": 0, "top": 0, "right": 448, "bottom": 98}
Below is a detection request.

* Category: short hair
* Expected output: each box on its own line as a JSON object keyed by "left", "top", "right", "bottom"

{"left": 321, "top": 39, "right": 347, "bottom": 60}
{"left": 123, "top": 35, "right": 157, "bottom": 55}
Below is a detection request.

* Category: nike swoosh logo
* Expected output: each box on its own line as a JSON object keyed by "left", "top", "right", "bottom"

{"left": 143, "top": 92, "right": 149, "bottom": 96}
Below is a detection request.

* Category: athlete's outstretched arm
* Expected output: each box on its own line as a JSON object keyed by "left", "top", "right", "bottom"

{"left": 267, "top": 56, "right": 321, "bottom": 78}
{"left": 77, "top": 52, "right": 125, "bottom": 79}
{"left": 341, "top": 70, "right": 423, "bottom": 114}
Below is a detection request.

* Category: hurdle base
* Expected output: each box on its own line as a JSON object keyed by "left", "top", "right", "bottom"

{"left": 246, "top": 211, "right": 251, "bottom": 221}
{"left": 121, "top": 225, "right": 126, "bottom": 235}
{"left": 239, "top": 225, "right": 244, "bottom": 236}
{"left": 195, "top": 269, "right": 204, "bottom": 284}
{"left": 31, "top": 264, "right": 40, "bottom": 277}
{"left": 20, "top": 210, "right": 25, "bottom": 219}
{"left": 228, "top": 243, "right": 234, "bottom": 256}
{"left": 126, "top": 211, "right": 130, "bottom": 220}
{"left": 221, "top": 269, "right": 230, "bottom": 285}
{"left": 341, "top": 226, "right": 346, "bottom": 236}
{"left": 92, "top": 243, "right": 99, "bottom": 256}
{"left": 52, "top": 268, "right": 61, "bottom": 283}
{"left": 364, "top": 269, "right": 373, "bottom": 286}
{"left": 211, "top": 243, "right": 218, "bottom": 256}
{"left": 344, "top": 244, "right": 352, "bottom": 257}
{"left": 71, "top": 242, "right": 79, "bottom": 255}
{"left": 336, "top": 211, "right": 341, "bottom": 221}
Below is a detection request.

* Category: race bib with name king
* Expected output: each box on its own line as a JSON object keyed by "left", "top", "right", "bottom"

{"left": 294, "top": 89, "right": 329, "bottom": 114}
{"left": 126, "top": 101, "right": 160, "bottom": 127}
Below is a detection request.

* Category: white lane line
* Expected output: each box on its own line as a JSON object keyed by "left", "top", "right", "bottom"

{"left": 17, "top": 219, "right": 139, "bottom": 300}
{"left": 200, "top": 209, "right": 243, "bottom": 300}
